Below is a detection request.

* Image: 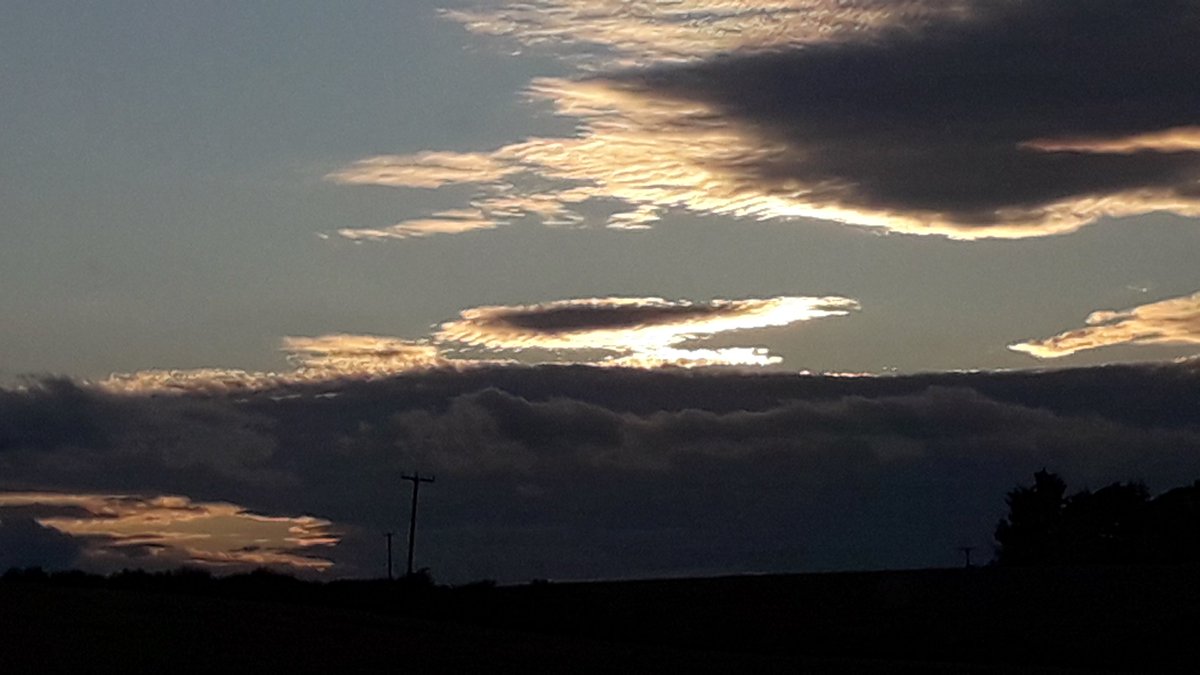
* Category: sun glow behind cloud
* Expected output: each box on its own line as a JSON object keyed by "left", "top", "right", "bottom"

{"left": 0, "top": 493, "right": 338, "bottom": 572}
{"left": 437, "top": 296, "right": 858, "bottom": 352}
{"left": 93, "top": 296, "right": 858, "bottom": 394}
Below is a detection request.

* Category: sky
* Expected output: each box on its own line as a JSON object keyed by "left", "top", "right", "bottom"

{"left": 3, "top": 0, "right": 1200, "bottom": 580}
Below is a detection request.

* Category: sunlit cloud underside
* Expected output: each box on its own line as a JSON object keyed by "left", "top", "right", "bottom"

{"left": 0, "top": 493, "right": 337, "bottom": 572}
{"left": 100, "top": 335, "right": 450, "bottom": 395}
{"left": 96, "top": 296, "right": 858, "bottom": 395}
{"left": 331, "top": 0, "right": 1200, "bottom": 241}
{"left": 1011, "top": 290, "right": 1200, "bottom": 359}
{"left": 443, "top": 0, "right": 970, "bottom": 67}
{"left": 438, "top": 295, "right": 857, "bottom": 354}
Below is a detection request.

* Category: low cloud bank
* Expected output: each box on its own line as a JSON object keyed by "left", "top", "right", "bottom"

{"left": 4, "top": 362, "right": 1200, "bottom": 580}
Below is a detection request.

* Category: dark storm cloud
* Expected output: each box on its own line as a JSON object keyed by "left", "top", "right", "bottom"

{"left": 595, "top": 0, "right": 1200, "bottom": 236}
{"left": 4, "top": 361, "right": 1200, "bottom": 580}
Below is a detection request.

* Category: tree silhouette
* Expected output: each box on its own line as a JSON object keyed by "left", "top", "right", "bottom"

{"left": 1058, "top": 482, "right": 1149, "bottom": 565}
{"left": 1144, "top": 481, "right": 1200, "bottom": 563}
{"left": 996, "top": 473, "right": 1200, "bottom": 566}
{"left": 995, "top": 470, "right": 1067, "bottom": 565}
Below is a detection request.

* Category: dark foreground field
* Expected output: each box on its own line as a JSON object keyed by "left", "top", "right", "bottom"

{"left": 2, "top": 565, "right": 1198, "bottom": 673}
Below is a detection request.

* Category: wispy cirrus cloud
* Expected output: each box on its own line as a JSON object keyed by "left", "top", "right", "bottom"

{"left": 336, "top": 209, "right": 499, "bottom": 241}
{"left": 1011, "top": 291, "right": 1200, "bottom": 359}
{"left": 281, "top": 334, "right": 445, "bottom": 373}
{"left": 0, "top": 493, "right": 337, "bottom": 573}
{"left": 327, "top": 152, "right": 517, "bottom": 189}
{"left": 331, "top": 0, "right": 1200, "bottom": 240}
{"left": 98, "top": 335, "right": 449, "bottom": 396}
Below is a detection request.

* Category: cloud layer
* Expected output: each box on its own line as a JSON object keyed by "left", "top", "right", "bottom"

{"left": 0, "top": 493, "right": 336, "bottom": 573}
{"left": 1012, "top": 291, "right": 1200, "bottom": 358}
{"left": 6, "top": 362, "right": 1200, "bottom": 581}
{"left": 99, "top": 335, "right": 449, "bottom": 395}
{"left": 444, "top": 0, "right": 968, "bottom": 66}
{"left": 95, "top": 296, "right": 856, "bottom": 394}
{"left": 331, "top": 0, "right": 1200, "bottom": 240}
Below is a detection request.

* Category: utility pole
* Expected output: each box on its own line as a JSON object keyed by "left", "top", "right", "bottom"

{"left": 384, "top": 532, "right": 394, "bottom": 581}
{"left": 401, "top": 472, "right": 435, "bottom": 577}
{"left": 958, "top": 546, "right": 976, "bottom": 568}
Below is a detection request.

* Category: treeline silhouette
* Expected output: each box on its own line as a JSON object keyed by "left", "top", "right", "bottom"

{"left": 996, "top": 470, "right": 1200, "bottom": 566}
{"left": 0, "top": 565, "right": 470, "bottom": 610}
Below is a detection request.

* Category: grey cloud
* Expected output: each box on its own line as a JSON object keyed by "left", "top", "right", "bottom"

{"left": 4, "top": 362, "right": 1200, "bottom": 580}
{"left": 347, "top": 0, "right": 1200, "bottom": 239}
{"left": 1, "top": 380, "right": 285, "bottom": 494}
{"left": 598, "top": 0, "right": 1200, "bottom": 235}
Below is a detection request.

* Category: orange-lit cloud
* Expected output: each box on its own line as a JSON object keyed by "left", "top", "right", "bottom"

{"left": 443, "top": 0, "right": 968, "bottom": 66}
{"left": 281, "top": 334, "right": 446, "bottom": 373}
{"left": 330, "top": 1, "right": 1200, "bottom": 240}
{"left": 337, "top": 209, "right": 499, "bottom": 240}
{"left": 98, "top": 335, "right": 449, "bottom": 395}
{"left": 1010, "top": 291, "right": 1200, "bottom": 359}
{"left": 0, "top": 493, "right": 337, "bottom": 572}
{"left": 326, "top": 151, "right": 517, "bottom": 188}
{"left": 1021, "top": 126, "right": 1200, "bottom": 155}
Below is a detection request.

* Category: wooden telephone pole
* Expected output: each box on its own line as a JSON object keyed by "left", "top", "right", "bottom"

{"left": 401, "top": 472, "right": 435, "bottom": 577}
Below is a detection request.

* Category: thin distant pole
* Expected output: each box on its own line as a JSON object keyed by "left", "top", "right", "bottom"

{"left": 401, "top": 472, "right": 436, "bottom": 577}
{"left": 958, "top": 546, "right": 976, "bottom": 568}
{"left": 385, "top": 532, "right": 394, "bottom": 581}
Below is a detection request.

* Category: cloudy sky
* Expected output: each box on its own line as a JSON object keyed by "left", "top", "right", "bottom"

{"left": 3, "top": 1, "right": 1200, "bottom": 580}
